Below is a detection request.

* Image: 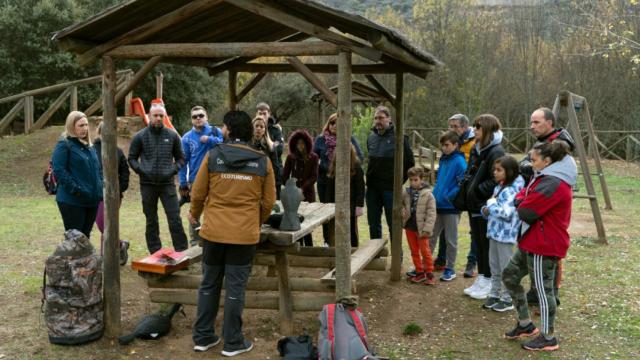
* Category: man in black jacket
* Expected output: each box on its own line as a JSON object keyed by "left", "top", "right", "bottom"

{"left": 366, "top": 105, "right": 415, "bottom": 240}
{"left": 128, "top": 101, "right": 188, "bottom": 254}
{"left": 256, "top": 102, "right": 284, "bottom": 199}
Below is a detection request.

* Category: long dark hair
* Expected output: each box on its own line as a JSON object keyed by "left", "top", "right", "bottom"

{"left": 493, "top": 156, "right": 519, "bottom": 185}
{"left": 473, "top": 114, "right": 501, "bottom": 148}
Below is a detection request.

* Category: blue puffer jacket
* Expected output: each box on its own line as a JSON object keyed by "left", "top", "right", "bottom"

{"left": 482, "top": 175, "right": 525, "bottom": 244}
{"left": 432, "top": 150, "right": 467, "bottom": 214}
{"left": 179, "top": 124, "right": 223, "bottom": 186}
{"left": 52, "top": 137, "right": 103, "bottom": 207}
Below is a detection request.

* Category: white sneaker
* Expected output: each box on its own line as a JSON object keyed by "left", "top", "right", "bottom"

{"left": 470, "top": 277, "right": 492, "bottom": 300}
{"left": 463, "top": 277, "right": 482, "bottom": 296}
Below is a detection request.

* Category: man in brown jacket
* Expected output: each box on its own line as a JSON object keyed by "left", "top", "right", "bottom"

{"left": 189, "top": 110, "right": 276, "bottom": 357}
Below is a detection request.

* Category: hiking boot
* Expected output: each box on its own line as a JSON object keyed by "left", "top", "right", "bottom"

{"left": 522, "top": 334, "right": 559, "bottom": 351}
{"left": 411, "top": 273, "right": 427, "bottom": 283}
{"left": 194, "top": 336, "right": 221, "bottom": 352}
{"left": 463, "top": 277, "right": 482, "bottom": 296}
{"left": 463, "top": 262, "right": 476, "bottom": 278}
{"left": 469, "top": 277, "right": 491, "bottom": 300}
{"left": 405, "top": 268, "right": 417, "bottom": 278}
{"left": 424, "top": 272, "right": 436, "bottom": 285}
{"left": 492, "top": 300, "right": 515, "bottom": 312}
{"left": 504, "top": 322, "right": 539, "bottom": 340}
{"left": 440, "top": 268, "right": 456, "bottom": 281}
{"left": 222, "top": 340, "right": 253, "bottom": 357}
{"left": 119, "top": 240, "right": 129, "bottom": 266}
{"left": 482, "top": 297, "right": 500, "bottom": 309}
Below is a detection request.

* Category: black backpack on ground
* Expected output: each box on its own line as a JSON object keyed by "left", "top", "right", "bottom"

{"left": 277, "top": 335, "right": 317, "bottom": 359}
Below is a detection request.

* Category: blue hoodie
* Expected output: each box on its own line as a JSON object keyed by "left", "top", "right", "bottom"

{"left": 432, "top": 150, "right": 467, "bottom": 213}
{"left": 482, "top": 175, "right": 525, "bottom": 244}
{"left": 179, "top": 124, "right": 223, "bottom": 186}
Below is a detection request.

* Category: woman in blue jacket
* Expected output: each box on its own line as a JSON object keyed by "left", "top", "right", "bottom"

{"left": 52, "top": 111, "right": 103, "bottom": 238}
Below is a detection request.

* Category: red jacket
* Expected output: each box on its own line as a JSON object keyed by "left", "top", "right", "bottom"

{"left": 516, "top": 174, "right": 573, "bottom": 258}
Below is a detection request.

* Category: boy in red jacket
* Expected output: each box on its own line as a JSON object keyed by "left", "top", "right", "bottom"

{"left": 502, "top": 141, "right": 577, "bottom": 351}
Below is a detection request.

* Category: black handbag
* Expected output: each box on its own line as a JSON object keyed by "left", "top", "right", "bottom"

{"left": 453, "top": 175, "right": 470, "bottom": 211}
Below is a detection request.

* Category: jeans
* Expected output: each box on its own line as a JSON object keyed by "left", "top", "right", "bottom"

{"left": 193, "top": 240, "right": 256, "bottom": 347}
{"left": 140, "top": 184, "right": 188, "bottom": 253}
{"left": 57, "top": 201, "right": 98, "bottom": 239}
{"left": 365, "top": 187, "right": 393, "bottom": 240}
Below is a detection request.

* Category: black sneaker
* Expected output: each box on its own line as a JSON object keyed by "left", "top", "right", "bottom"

{"left": 482, "top": 297, "right": 500, "bottom": 309}
{"left": 119, "top": 240, "right": 129, "bottom": 266}
{"left": 222, "top": 340, "right": 253, "bottom": 357}
{"left": 463, "top": 262, "right": 476, "bottom": 278}
{"left": 492, "top": 300, "right": 514, "bottom": 312}
{"left": 194, "top": 336, "right": 221, "bottom": 352}
{"left": 504, "top": 322, "right": 539, "bottom": 339}
{"left": 522, "top": 334, "right": 559, "bottom": 351}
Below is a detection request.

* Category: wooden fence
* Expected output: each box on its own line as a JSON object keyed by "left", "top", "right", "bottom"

{"left": 0, "top": 70, "right": 132, "bottom": 135}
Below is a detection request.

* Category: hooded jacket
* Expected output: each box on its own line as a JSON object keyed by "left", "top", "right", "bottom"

{"left": 464, "top": 130, "right": 506, "bottom": 213}
{"left": 93, "top": 138, "right": 129, "bottom": 198}
{"left": 519, "top": 128, "right": 575, "bottom": 184}
{"left": 402, "top": 182, "right": 437, "bottom": 237}
{"left": 516, "top": 154, "right": 577, "bottom": 258}
{"left": 482, "top": 175, "right": 525, "bottom": 244}
{"left": 179, "top": 123, "right": 223, "bottom": 186}
{"left": 128, "top": 125, "right": 184, "bottom": 185}
{"left": 366, "top": 124, "right": 415, "bottom": 191}
{"left": 459, "top": 127, "right": 476, "bottom": 163}
{"left": 282, "top": 130, "right": 319, "bottom": 202}
{"left": 432, "top": 150, "right": 467, "bottom": 213}
{"left": 52, "top": 137, "right": 103, "bottom": 207}
{"left": 190, "top": 142, "right": 276, "bottom": 245}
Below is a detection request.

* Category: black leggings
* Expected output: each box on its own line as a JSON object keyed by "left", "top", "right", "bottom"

{"left": 57, "top": 202, "right": 99, "bottom": 239}
{"left": 469, "top": 215, "right": 491, "bottom": 278}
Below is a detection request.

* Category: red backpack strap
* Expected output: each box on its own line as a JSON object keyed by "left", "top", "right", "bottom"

{"left": 348, "top": 308, "right": 369, "bottom": 351}
{"left": 326, "top": 304, "right": 336, "bottom": 360}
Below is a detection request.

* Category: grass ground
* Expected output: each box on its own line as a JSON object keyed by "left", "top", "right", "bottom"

{"left": 0, "top": 127, "right": 638, "bottom": 359}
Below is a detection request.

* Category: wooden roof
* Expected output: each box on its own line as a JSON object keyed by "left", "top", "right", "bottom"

{"left": 52, "top": 0, "right": 441, "bottom": 77}
{"left": 311, "top": 80, "right": 390, "bottom": 104}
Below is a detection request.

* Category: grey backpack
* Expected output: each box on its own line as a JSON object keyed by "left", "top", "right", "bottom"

{"left": 42, "top": 229, "right": 104, "bottom": 345}
{"left": 317, "top": 302, "right": 378, "bottom": 360}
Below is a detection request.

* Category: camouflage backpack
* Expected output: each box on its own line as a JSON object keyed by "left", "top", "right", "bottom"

{"left": 42, "top": 229, "right": 104, "bottom": 345}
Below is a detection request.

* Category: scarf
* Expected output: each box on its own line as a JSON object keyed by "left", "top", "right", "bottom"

{"left": 323, "top": 130, "right": 337, "bottom": 162}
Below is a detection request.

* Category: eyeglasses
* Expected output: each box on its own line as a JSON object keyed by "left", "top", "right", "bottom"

{"left": 474, "top": 123, "right": 482, "bottom": 129}
{"left": 329, "top": 122, "right": 336, "bottom": 126}
{"left": 192, "top": 113, "right": 206, "bottom": 119}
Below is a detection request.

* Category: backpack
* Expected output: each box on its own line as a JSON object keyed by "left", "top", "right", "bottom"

{"left": 277, "top": 335, "right": 317, "bottom": 359}
{"left": 317, "top": 303, "right": 378, "bottom": 360}
{"left": 43, "top": 161, "right": 58, "bottom": 195}
{"left": 42, "top": 229, "right": 104, "bottom": 345}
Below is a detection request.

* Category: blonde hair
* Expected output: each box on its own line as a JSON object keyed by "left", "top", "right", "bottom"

{"left": 63, "top": 111, "right": 91, "bottom": 145}
{"left": 252, "top": 116, "right": 273, "bottom": 151}
{"left": 322, "top": 113, "right": 338, "bottom": 133}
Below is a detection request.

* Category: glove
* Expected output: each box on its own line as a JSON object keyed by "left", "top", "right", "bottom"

{"left": 179, "top": 185, "right": 190, "bottom": 198}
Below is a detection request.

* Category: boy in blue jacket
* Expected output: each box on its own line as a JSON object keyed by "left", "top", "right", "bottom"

{"left": 179, "top": 106, "right": 223, "bottom": 246}
{"left": 429, "top": 131, "right": 467, "bottom": 281}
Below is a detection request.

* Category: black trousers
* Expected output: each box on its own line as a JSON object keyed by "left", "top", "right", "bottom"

{"left": 57, "top": 202, "right": 99, "bottom": 239}
{"left": 469, "top": 214, "right": 491, "bottom": 278}
{"left": 140, "top": 184, "right": 188, "bottom": 253}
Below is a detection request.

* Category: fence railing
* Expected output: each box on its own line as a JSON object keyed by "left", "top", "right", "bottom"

{"left": 0, "top": 70, "right": 133, "bottom": 135}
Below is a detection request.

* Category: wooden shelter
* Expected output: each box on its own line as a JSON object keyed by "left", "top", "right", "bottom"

{"left": 52, "top": 0, "right": 441, "bottom": 337}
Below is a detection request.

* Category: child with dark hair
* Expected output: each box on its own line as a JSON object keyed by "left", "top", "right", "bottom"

{"left": 402, "top": 166, "right": 437, "bottom": 285}
{"left": 502, "top": 141, "right": 576, "bottom": 352}
{"left": 480, "top": 156, "right": 524, "bottom": 312}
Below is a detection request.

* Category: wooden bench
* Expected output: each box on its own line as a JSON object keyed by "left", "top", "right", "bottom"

{"left": 321, "top": 238, "right": 388, "bottom": 282}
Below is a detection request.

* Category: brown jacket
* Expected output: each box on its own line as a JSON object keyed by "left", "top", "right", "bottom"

{"left": 190, "top": 142, "right": 276, "bottom": 245}
{"left": 402, "top": 185, "right": 437, "bottom": 237}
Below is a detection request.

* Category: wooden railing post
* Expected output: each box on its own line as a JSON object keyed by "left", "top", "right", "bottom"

{"left": 156, "top": 72, "right": 163, "bottom": 99}
{"left": 124, "top": 72, "right": 133, "bottom": 115}
{"left": 70, "top": 86, "right": 78, "bottom": 111}
{"left": 24, "top": 96, "right": 34, "bottom": 133}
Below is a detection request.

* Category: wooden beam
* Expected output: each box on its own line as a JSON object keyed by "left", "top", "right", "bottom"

{"left": 156, "top": 72, "right": 163, "bottom": 99}
{"left": 225, "top": 0, "right": 382, "bottom": 61}
{"left": 23, "top": 96, "right": 34, "bottom": 133}
{"left": 106, "top": 42, "right": 341, "bottom": 59}
{"left": 85, "top": 75, "right": 129, "bottom": 116}
{"left": 236, "top": 73, "right": 266, "bottom": 102}
{"left": 368, "top": 32, "right": 434, "bottom": 72}
{"left": 275, "top": 251, "right": 294, "bottom": 334}
{"left": 287, "top": 56, "right": 337, "bottom": 107}
{"left": 335, "top": 51, "right": 352, "bottom": 299}
{"left": 229, "top": 63, "right": 410, "bottom": 74}
{"left": 580, "top": 98, "right": 613, "bottom": 210}
{"left": 323, "top": 239, "right": 387, "bottom": 281}
{"left": 102, "top": 56, "right": 121, "bottom": 337}
{"left": 228, "top": 70, "right": 238, "bottom": 110}
{"left": 147, "top": 274, "right": 353, "bottom": 292}
{"left": 115, "top": 56, "right": 162, "bottom": 105}
{"left": 365, "top": 74, "right": 396, "bottom": 105}
{"left": 0, "top": 98, "right": 25, "bottom": 134}
{"left": 149, "top": 289, "right": 335, "bottom": 311}
{"left": 70, "top": 86, "right": 78, "bottom": 112}
{"left": 390, "top": 72, "right": 405, "bottom": 281}
{"left": 30, "top": 87, "right": 72, "bottom": 132}
{"left": 254, "top": 254, "right": 387, "bottom": 270}
{"left": 77, "top": 0, "right": 224, "bottom": 66}
{"left": 258, "top": 245, "right": 388, "bottom": 257}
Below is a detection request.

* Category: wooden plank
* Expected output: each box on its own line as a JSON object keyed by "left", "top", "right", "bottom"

{"left": 287, "top": 56, "right": 337, "bottom": 107}
{"left": 30, "top": 88, "right": 72, "bottom": 132}
{"left": 390, "top": 73, "right": 405, "bottom": 281}
{"left": 23, "top": 96, "right": 34, "bottom": 133}
{"left": 70, "top": 86, "right": 78, "bottom": 112}
{"left": 275, "top": 251, "right": 294, "bottom": 334}
{"left": 115, "top": 56, "right": 162, "bottom": 106}
{"left": 364, "top": 74, "right": 396, "bottom": 105}
{"left": 236, "top": 72, "right": 266, "bottom": 102}
{"left": 147, "top": 274, "right": 347, "bottom": 292}
{"left": 368, "top": 32, "right": 434, "bottom": 72}
{"left": 260, "top": 202, "right": 335, "bottom": 246}
{"left": 580, "top": 98, "right": 612, "bottom": 210}
{"left": 77, "top": 0, "right": 224, "bottom": 66}
{"left": 259, "top": 245, "right": 388, "bottom": 257}
{"left": 107, "top": 42, "right": 341, "bottom": 59}
{"left": 102, "top": 56, "right": 121, "bottom": 337}
{"left": 149, "top": 289, "right": 335, "bottom": 311}
{"left": 156, "top": 72, "right": 163, "bottom": 99}
{"left": 225, "top": 0, "right": 382, "bottom": 62}
{"left": 231, "top": 63, "right": 411, "bottom": 74}
{"left": 0, "top": 98, "right": 25, "bottom": 134}
{"left": 85, "top": 75, "right": 129, "bottom": 116}
{"left": 255, "top": 254, "right": 386, "bottom": 271}
{"left": 322, "top": 239, "right": 387, "bottom": 281}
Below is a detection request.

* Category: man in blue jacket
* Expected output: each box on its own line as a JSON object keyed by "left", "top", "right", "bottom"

{"left": 179, "top": 106, "right": 223, "bottom": 246}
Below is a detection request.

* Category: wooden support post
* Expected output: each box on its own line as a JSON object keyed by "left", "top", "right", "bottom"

{"left": 390, "top": 73, "right": 405, "bottom": 281}
{"left": 627, "top": 136, "right": 633, "bottom": 162}
{"left": 581, "top": 99, "right": 613, "bottom": 210}
{"left": 287, "top": 57, "right": 337, "bottom": 108}
{"left": 30, "top": 87, "right": 72, "bottom": 132}
{"left": 236, "top": 73, "right": 266, "bottom": 103}
{"left": 0, "top": 98, "right": 25, "bottom": 134}
{"left": 156, "top": 72, "right": 163, "bottom": 100}
{"left": 70, "top": 86, "right": 78, "bottom": 112}
{"left": 229, "top": 63, "right": 415, "bottom": 75}
{"left": 364, "top": 75, "right": 396, "bottom": 106}
{"left": 101, "top": 56, "right": 121, "bottom": 337}
{"left": 85, "top": 74, "right": 129, "bottom": 116}
{"left": 24, "top": 96, "right": 34, "bottom": 133}
{"left": 275, "top": 251, "right": 294, "bottom": 335}
{"left": 335, "top": 51, "right": 352, "bottom": 299}
{"left": 123, "top": 73, "right": 132, "bottom": 115}
{"left": 228, "top": 70, "right": 238, "bottom": 111}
